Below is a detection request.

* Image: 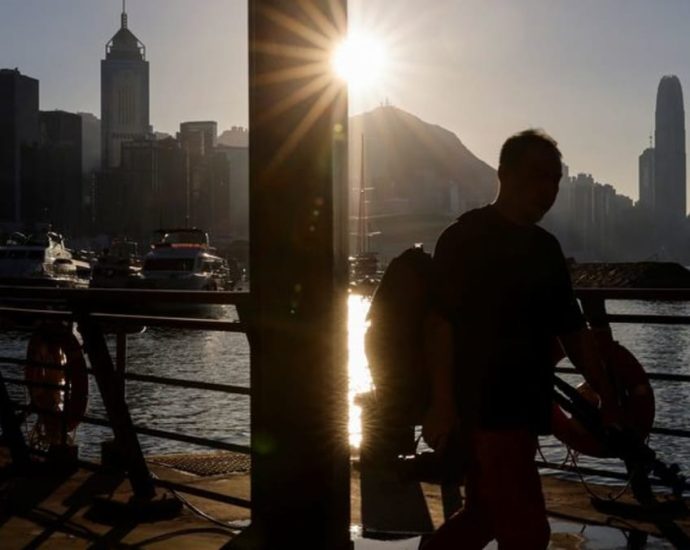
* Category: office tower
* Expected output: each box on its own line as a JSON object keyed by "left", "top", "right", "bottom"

{"left": 654, "top": 75, "right": 686, "bottom": 223}
{"left": 39, "top": 110, "right": 83, "bottom": 235}
{"left": 101, "top": 1, "right": 150, "bottom": 168}
{"left": 638, "top": 146, "right": 655, "bottom": 210}
{"left": 0, "top": 69, "right": 39, "bottom": 224}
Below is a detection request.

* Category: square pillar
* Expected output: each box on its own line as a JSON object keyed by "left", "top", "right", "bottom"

{"left": 246, "top": 1, "right": 350, "bottom": 548}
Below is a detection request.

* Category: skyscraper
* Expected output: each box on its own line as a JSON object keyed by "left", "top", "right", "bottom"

{"left": 39, "top": 110, "right": 83, "bottom": 236}
{"left": 101, "top": 1, "right": 150, "bottom": 169}
{"left": 0, "top": 69, "right": 39, "bottom": 224}
{"left": 654, "top": 75, "right": 686, "bottom": 224}
{"left": 638, "top": 146, "right": 655, "bottom": 210}
{"left": 179, "top": 121, "right": 218, "bottom": 156}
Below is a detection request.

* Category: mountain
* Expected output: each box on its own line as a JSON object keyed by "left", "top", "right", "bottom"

{"left": 349, "top": 105, "right": 497, "bottom": 257}
{"left": 349, "top": 106, "right": 497, "bottom": 216}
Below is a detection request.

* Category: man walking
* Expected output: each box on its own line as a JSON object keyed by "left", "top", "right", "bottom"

{"left": 422, "top": 130, "right": 620, "bottom": 549}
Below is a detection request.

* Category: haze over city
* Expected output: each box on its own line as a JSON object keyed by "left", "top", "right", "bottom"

{"left": 3, "top": 0, "right": 690, "bottom": 205}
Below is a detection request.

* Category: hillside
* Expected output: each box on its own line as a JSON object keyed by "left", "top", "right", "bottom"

{"left": 349, "top": 106, "right": 497, "bottom": 213}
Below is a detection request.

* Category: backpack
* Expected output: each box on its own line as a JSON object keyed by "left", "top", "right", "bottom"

{"left": 364, "top": 245, "right": 434, "bottom": 426}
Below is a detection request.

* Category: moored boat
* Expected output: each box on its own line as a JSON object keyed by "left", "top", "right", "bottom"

{"left": 133, "top": 228, "right": 234, "bottom": 316}
{"left": 90, "top": 238, "right": 142, "bottom": 289}
{"left": 0, "top": 232, "right": 88, "bottom": 289}
{"left": 138, "top": 229, "right": 232, "bottom": 291}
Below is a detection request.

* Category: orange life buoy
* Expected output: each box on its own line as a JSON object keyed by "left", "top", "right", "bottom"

{"left": 551, "top": 331, "right": 655, "bottom": 458}
{"left": 25, "top": 327, "right": 88, "bottom": 443}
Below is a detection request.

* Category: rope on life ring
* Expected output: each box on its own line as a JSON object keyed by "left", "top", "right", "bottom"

{"left": 551, "top": 331, "right": 655, "bottom": 458}
{"left": 25, "top": 327, "right": 88, "bottom": 445}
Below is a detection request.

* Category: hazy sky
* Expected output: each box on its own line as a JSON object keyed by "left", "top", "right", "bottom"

{"left": 3, "top": 0, "right": 690, "bottom": 203}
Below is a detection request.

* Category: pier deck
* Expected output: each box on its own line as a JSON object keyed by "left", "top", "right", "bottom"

{"left": 0, "top": 449, "right": 685, "bottom": 548}
{"left": 0, "top": 450, "right": 250, "bottom": 549}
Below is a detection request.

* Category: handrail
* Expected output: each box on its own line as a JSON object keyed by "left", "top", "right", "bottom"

{"left": 0, "top": 307, "right": 248, "bottom": 332}
{"left": 606, "top": 313, "right": 690, "bottom": 325}
{"left": 121, "top": 372, "right": 251, "bottom": 396}
{"left": 0, "top": 286, "right": 253, "bottom": 511}
{"left": 82, "top": 415, "right": 251, "bottom": 455}
{"left": 0, "top": 286, "right": 250, "bottom": 306}
{"left": 556, "top": 365, "right": 690, "bottom": 383}
{"left": 90, "top": 313, "right": 248, "bottom": 332}
{"left": 574, "top": 287, "right": 690, "bottom": 300}
{"left": 0, "top": 358, "right": 251, "bottom": 396}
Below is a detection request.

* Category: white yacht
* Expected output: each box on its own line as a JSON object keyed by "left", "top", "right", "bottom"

{"left": 0, "top": 232, "right": 88, "bottom": 288}
{"left": 138, "top": 229, "right": 232, "bottom": 292}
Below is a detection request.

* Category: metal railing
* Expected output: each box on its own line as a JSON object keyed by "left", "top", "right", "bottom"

{"left": 0, "top": 285, "right": 252, "bottom": 509}
{"left": 538, "top": 287, "right": 690, "bottom": 492}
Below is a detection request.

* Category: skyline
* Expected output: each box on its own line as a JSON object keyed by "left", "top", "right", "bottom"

{"left": 3, "top": 1, "right": 690, "bottom": 205}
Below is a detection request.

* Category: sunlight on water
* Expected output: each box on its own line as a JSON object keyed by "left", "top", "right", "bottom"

{"left": 348, "top": 293, "right": 373, "bottom": 448}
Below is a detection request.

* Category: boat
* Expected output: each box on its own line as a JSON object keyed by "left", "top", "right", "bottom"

{"left": 137, "top": 228, "right": 233, "bottom": 292}
{"left": 90, "top": 238, "right": 142, "bottom": 289}
{"left": 131, "top": 229, "right": 234, "bottom": 317}
{"left": 0, "top": 232, "right": 88, "bottom": 289}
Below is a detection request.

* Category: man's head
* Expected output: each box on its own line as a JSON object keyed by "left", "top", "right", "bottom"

{"left": 497, "top": 129, "right": 563, "bottom": 224}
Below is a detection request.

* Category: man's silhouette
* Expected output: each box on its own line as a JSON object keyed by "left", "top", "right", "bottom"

{"left": 422, "top": 130, "right": 620, "bottom": 549}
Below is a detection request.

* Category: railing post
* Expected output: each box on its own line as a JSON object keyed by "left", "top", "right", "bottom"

{"left": 116, "top": 329, "right": 127, "bottom": 396}
{"left": 243, "top": 1, "right": 350, "bottom": 548}
{"left": 579, "top": 295, "right": 609, "bottom": 332}
{"left": 76, "top": 314, "right": 155, "bottom": 500}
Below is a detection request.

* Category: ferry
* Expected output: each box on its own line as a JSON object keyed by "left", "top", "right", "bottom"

{"left": 137, "top": 228, "right": 233, "bottom": 293}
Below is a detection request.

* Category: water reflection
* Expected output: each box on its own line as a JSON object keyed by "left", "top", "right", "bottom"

{"left": 347, "top": 293, "right": 373, "bottom": 447}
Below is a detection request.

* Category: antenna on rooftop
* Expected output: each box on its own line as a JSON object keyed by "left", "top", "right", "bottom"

{"left": 121, "top": 0, "right": 128, "bottom": 29}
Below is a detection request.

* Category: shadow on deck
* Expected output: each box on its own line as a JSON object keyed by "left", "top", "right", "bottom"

{"left": 0, "top": 449, "right": 249, "bottom": 549}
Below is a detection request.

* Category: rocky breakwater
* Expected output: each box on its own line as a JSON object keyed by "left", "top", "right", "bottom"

{"left": 569, "top": 261, "right": 690, "bottom": 288}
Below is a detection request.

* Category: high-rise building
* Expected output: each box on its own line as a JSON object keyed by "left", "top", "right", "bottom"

{"left": 654, "top": 75, "right": 686, "bottom": 223}
{"left": 38, "top": 110, "right": 83, "bottom": 236}
{"left": 118, "top": 137, "right": 188, "bottom": 240}
{"left": 213, "top": 144, "right": 247, "bottom": 239}
{"left": 101, "top": 2, "right": 150, "bottom": 169}
{"left": 79, "top": 113, "right": 101, "bottom": 233}
{"left": 638, "top": 146, "right": 655, "bottom": 210}
{"left": 0, "top": 68, "right": 39, "bottom": 225}
{"left": 78, "top": 113, "right": 101, "bottom": 176}
{"left": 179, "top": 121, "right": 218, "bottom": 157}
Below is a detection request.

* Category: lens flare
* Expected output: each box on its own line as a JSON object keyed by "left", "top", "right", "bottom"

{"left": 332, "top": 32, "right": 387, "bottom": 91}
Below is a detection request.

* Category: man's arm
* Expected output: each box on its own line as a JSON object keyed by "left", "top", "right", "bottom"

{"left": 422, "top": 224, "right": 466, "bottom": 451}
{"left": 559, "top": 328, "right": 622, "bottom": 426}
{"left": 422, "top": 312, "right": 457, "bottom": 451}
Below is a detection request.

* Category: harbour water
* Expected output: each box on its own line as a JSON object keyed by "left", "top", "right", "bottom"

{"left": 1, "top": 296, "right": 689, "bottom": 480}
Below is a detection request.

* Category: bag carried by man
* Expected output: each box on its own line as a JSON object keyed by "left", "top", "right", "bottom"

{"left": 365, "top": 245, "right": 434, "bottom": 426}
{"left": 364, "top": 245, "right": 466, "bottom": 484}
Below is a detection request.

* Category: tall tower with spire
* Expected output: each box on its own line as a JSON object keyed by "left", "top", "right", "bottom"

{"left": 100, "top": 0, "right": 150, "bottom": 168}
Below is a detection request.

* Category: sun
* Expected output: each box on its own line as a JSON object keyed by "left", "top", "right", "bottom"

{"left": 332, "top": 32, "right": 388, "bottom": 91}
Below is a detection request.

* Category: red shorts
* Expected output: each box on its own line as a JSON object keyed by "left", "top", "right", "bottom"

{"left": 423, "top": 429, "right": 550, "bottom": 550}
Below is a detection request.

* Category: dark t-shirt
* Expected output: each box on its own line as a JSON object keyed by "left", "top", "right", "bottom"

{"left": 432, "top": 205, "right": 586, "bottom": 434}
